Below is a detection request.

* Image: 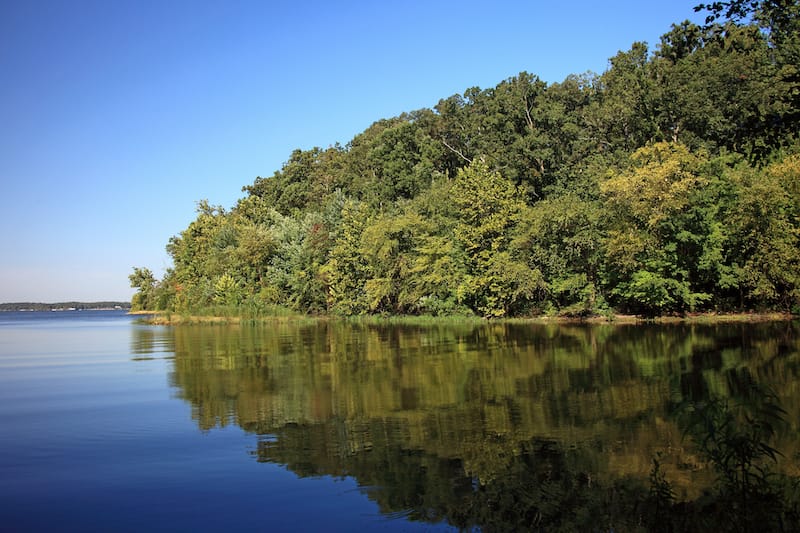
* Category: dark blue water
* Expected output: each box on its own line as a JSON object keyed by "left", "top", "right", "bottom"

{"left": 0, "top": 311, "right": 445, "bottom": 532}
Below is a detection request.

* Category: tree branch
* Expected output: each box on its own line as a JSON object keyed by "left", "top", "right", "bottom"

{"left": 441, "top": 138, "right": 473, "bottom": 164}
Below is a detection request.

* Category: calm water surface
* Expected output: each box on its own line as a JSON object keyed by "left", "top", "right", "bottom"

{"left": 0, "top": 311, "right": 798, "bottom": 531}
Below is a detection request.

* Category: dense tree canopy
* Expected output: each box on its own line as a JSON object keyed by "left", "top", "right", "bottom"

{"left": 133, "top": 1, "right": 800, "bottom": 318}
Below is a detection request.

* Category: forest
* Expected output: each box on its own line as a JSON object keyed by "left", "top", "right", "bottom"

{"left": 131, "top": 0, "right": 800, "bottom": 319}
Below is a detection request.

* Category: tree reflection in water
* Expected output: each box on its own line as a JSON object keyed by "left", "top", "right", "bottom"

{"left": 138, "top": 320, "right": 800, "bottom": 531}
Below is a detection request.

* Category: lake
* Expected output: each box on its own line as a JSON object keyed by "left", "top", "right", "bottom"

{"left": 1, "top": 311, "right": 798, "bottom": 531}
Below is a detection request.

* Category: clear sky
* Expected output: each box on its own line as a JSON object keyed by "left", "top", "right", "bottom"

{"left": 0, "top": 0, "right": 706, "bottom": 303}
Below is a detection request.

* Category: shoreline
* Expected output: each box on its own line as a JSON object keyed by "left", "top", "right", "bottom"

{"left": 132, "top": 310, "right": 797, "bottom": 326}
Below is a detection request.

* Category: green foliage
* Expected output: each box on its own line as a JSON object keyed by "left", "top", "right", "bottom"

{"left": 600, "top": 143, "right": 739, "bottom": 315}
{"left": 406, "top": 234, "right": 468, "bottom": 315}
{"left": 451, "top": 160, "right": 544, "bottom": 317}
{"left": 516, "top": 192, "right": 604, "bottom": 315}
{"left": 243, "top": 146, "right": 347, "bottom": 214}
{"left": 321, "top": 200, "right": 373, "bottom": 314}
{"left": 213, "top": 273, "right": 241, "bottom": 306}
{"left": 136, "top": 3, "right": 800, "bottom": 317}
{"left": 728, "top": 155, "right": 800, "bottom": 309}
{"left": 129, "top": 266, "right": 157, "bottom": 311}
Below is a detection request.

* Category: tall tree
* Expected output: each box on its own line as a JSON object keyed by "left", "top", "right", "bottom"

{"left": 321, "top": 200, "right": 373, "bottom": 314}
{"left": 452, "top": 159, "right": 544, "bottom": 317}
{"left": 129, "top": 267, "right": 157, "bottom": 311}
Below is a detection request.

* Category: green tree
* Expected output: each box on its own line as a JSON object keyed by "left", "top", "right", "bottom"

{"left": 516, "top": 193, "right": 604, "bottom": 315}
{"left": 129, "top": 267, "right": 156, "bottom": 311}
{"left": 358, "top": 211, "right": 429, "bottom": 313}
{"left": 601, "top": 142, "right": 723, "bottom": 314}
{"left": 654, "top": 21, "right": 794, "bottom": 160}
{"left": 402, "top": 178, "right": 469, "bottom": 315}
{"left": 321, "top": 200, "right": 373, "bottom": 314}
{"left": 728, "top": 154, "right": 800, "bottom": 309}
{"left": 243, "top": 146, "right": 347, "bottom": 215}
{"left": 452, "top": 159, "right": 544, "bottom": 317}
{"left": 213, "top": 272, "right": 242, "bottom": 306}
{"left": 595, "top": 42, "right": 658, "bottom": 152}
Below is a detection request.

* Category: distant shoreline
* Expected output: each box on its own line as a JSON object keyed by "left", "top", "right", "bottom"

{"left": 0, "top": 302, "right": 131, "bottom": 312}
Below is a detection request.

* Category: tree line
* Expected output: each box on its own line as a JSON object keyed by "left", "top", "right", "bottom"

{"left": 0, "top": 302, "right": 131, "bottom": 311}
{"left": 131, "top": 1, "right": 800, "bottom": 318}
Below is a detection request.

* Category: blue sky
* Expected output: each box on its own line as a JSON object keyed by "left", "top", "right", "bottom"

{"left": 0, "top": 0, "right": 705, "bottom": 302}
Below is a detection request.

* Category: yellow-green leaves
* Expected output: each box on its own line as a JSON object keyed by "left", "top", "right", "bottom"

{"left": 453, "top": 159, "right": 523, "bottom": 252}
{"left": 452, "top": 160, "right": 541, "bottom": 317}
{"left": 322, "top": 200, "right": 373, "bottom": 315}
{"left": 729, "top": 155, "right": 800, "bottom": 307}
{"left": 601, "top": 142, "right": 705, "bottom": 229}
{"left": 601, "top": 143, "right": 714, "bottom": 314}
{"left": 213, "top": 273, "right": 241, "bottom": 306}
